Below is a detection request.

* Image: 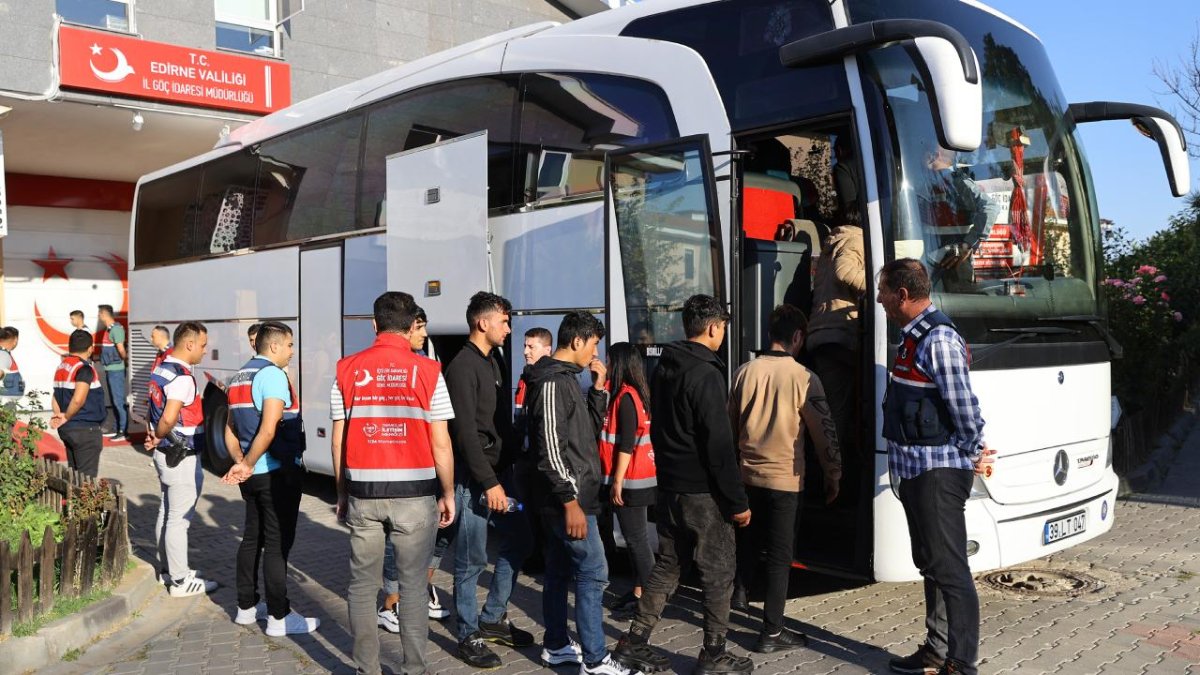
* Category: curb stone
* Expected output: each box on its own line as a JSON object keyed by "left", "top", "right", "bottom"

{"left": 0, "top": 557, "right": 161, "bottom": 674}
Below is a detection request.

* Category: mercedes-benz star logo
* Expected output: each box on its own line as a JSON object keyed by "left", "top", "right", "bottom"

{"left": 1052, "top": 449, "right": 1069, "bottom": 486}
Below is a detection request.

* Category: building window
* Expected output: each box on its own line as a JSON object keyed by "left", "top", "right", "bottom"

{"left": 215, "top": 0, "right": 278, "bottom": 56}
{"left": 57, "top": 0, "right": 133, "bottom": 32}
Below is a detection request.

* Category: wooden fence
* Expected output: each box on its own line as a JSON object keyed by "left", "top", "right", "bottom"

{"left": 0, "top": 459, "right": 130, "bottom": 634}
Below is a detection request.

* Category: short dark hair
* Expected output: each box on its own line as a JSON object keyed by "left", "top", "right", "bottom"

{"left": 70, "top": 310, "right": 84, "bottom": 319}
{"left": 0, "top": 326, "right": 16, "bottom": 341}
{"left": 152, "top": 325, "right": 170, "bottom": 338}
{"left": 98, "top": 304, "right": 115, "bottom": 317}
{"left": 68, "top": 329, "right": 93, "bottom": 354}
{"left": 247, "top": 322, "right": 262, "bottom": 339}
{"left": 768, "top": 304, "right": 808, "bottom": 344}
{"left": 525, "top": 327, "right": 552, "bottom": 346}
{"left": 173, "top": 321, "right": 207, "bottom": 345}
{"left": 557, "top": 311, "right": 605, "bottom": 348}
{"left": 682, "top": 294, "right": 730, "bottom": 338}
{"left": 465, "top": 291, "right": 512, "bottom": 330}
{"left": 414, "top": 305, "right": 427, "bottom": 324}
{"left": 374, "top": 291, "right": 419, "bottom": 333}
{"left": 254, "top": 321, "right": 292, "bottom": 353}
{"left": 880, "top": 258, "right": 931, "bottom": 300}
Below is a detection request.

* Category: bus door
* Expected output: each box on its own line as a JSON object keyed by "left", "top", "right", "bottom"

{"left": 603, "top": 136, "right": 726, "bottom": 374}
{"left": 734, "top": 122, "right": 873, "bottom": 578}
{"left": 384, "top": 131, "right": 491, "bottom": 337}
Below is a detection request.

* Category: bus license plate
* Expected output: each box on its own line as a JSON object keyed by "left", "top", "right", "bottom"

{"left": 1043, "top": 510, "right": 1087, "bottom": 545}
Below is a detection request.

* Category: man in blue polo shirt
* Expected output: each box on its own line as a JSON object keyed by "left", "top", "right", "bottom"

{"left": 223, "top": 321, "right": 319, "bottom": 637}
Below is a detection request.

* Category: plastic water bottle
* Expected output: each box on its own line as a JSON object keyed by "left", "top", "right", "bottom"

{"left": 479, "top": 495, "right": 524, "bottom": 513}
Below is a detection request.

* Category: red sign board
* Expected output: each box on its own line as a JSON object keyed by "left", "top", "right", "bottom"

{"left": 58, "top": 25, "right": 291, "bottom": 115}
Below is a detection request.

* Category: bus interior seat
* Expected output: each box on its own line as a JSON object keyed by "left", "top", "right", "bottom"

{"left": 743, "top": 172, "right": 802, "bottom": 241}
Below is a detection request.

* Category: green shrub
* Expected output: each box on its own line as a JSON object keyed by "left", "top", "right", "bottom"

{"left": 0, "top": 503, "right": 63, "bottom": 548}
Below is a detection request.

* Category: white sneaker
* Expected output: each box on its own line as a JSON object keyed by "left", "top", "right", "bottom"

{"left": 266, "top": 611, "right": 320, "bottom": 637}
{"left": 581, "top": 653, "right": 644, "bottom": 675}
{"left": 168, "top": 571, "right": 218, "bottom": 597}
{"left": 235, "top": 601, "right": 268, "bottom": 625}
{"left": 542, "top": 639, "right": 584, "bottom": 666}
{"left": 377, "top": 605, "right": 400, "bottom": 633}
{"left": 428, "top": 585, "right": 450, "bottom": 620}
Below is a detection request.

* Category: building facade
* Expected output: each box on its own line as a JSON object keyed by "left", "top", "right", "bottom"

{"left": 0, "top": 0, "right": 630, "bottom": 409}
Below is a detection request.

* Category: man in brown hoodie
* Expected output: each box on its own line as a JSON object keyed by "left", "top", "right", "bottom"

{"left": 729, "top": 304, "right": 842, "bottom": 653}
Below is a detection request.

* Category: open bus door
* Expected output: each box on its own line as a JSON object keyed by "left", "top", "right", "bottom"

{"left": 603, "top": 135, "right": 727, "bottom": 375}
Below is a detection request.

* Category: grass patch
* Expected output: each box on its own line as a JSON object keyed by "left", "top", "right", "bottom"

{"left": 11, "top": 586, "right": 112, "bottom": 637}
{"left": 1177, "top": 570, "right": 1195, "bottom": 581}
{"left": 62, "top": 647, "right": 83, "bottom": 662}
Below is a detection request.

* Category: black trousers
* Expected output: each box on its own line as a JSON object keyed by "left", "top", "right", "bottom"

{"left": 736, "top": 485, "right": 800, "bottom": 634}
{"left": 237, "top": 464, "right": 303, "bottom": 620}
{"left": 897, "top": 468, "right": 979, "bottom": 674}
{"left": 60, "top": 425, "right": 103, "bottom": 478}
{"left": 634, "top": 491, "right": 736, "bottom": 641}
{"left": 615, "top": 505, "right": 655, "bottom": 589}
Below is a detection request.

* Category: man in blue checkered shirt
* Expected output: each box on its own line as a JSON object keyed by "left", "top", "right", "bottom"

{"left": 877, "top": 259, "right": 995, "bottom": 675}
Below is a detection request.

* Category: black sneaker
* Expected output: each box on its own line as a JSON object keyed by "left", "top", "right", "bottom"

{"left": 694, "top": 645, "right": 753, "bottom": 675}
{"left": 889, "top": 644, "right": 945, "bottom": 675}
{"left": 613, "top": 635, "right": 671, "bottom": 673}
{"left": 607, "top": 589, "right": 640, "bottom": 613}
{"left": 753, "top": 628, "right": 808, "bottom": 653}
{"left": 456, "top": 633, "right": 503, "bottom": 669}
{"left": 478, "top": 617, "right": 534, "bottom": 648}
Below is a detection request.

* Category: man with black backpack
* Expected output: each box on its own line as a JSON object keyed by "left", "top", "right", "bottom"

{"left": 222, "top": 321, "right": 319, "bottom": 636}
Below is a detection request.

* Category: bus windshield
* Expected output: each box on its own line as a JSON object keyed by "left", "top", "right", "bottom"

{"left": 853, "top": 0, "right": 1103, "bottom": 346}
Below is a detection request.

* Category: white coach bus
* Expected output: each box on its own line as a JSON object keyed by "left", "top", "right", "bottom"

{"left": 128, "top": 0, "right": 1188, "bottom": 581}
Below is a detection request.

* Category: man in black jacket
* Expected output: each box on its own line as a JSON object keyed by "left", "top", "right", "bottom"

{"left": 615, "top": 295, "right": 754, "bottom": 675}
{"left": 446, "top": 291, "right": 533, "bottom": 668}
{"left": 526, "top": 311, "right": 642, "bottom": 675}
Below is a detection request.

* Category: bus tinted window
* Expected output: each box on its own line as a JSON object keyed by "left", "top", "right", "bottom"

{"left": 255, "top": 113, "right": 364, "bottom": 244}
{"left": 621, "top": 0, "right": 848, "bottom": 131}
{"left": 359, "top": 76, "right": 520, "bottom": 225}
{"left": 135, "top": 148, "right": 262, "bottom": 266}
{"left": 517, "top": 73, "right": 678, "bottom": 206}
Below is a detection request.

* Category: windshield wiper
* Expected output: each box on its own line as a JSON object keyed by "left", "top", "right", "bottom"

{"left": 973, "top": 326, "right": 1079, "bottom": 365}
{"left": 1038, "top": 315, "right": 1123, "bottom": 359}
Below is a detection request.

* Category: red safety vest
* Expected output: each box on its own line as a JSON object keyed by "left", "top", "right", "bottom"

{"left": 598, "top": 385, "right": 656, "bottom": 494}
{"left": 336, "top": 332, "right": 439, "bottom": 499}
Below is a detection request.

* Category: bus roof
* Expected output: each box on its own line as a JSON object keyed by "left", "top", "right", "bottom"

{"left": 138, "top": 0, "right": 1034, "bottom": 187}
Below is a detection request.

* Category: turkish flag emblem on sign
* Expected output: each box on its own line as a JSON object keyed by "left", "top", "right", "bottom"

{"left": 58, "top": 25, "right": 291, "bottom": 115}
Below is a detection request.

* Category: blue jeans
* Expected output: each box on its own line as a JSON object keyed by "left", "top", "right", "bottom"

{"left": 104, "top": 369, "right": 129, "bottom": 434}
{"left": 542, "top": 512, "right": 609, "bottom": 665}
{"left": 453, "top": 479, "right": 532, "bottom": 641}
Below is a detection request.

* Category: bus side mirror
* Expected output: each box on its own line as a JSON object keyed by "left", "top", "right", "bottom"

{"left": 1068, "top": 102, "right": 1191, "bottom": 197}
{"left": 780, "top": 19, "right": 982, "bottom": 153}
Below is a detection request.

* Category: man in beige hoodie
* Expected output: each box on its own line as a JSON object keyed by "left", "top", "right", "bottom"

{"left": 729, "top": 304, "right": 842, "bottom": 654}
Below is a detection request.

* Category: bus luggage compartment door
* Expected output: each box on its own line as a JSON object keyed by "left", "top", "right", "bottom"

{"left": 385, "top": 131, "right": 489, "bottom": 334}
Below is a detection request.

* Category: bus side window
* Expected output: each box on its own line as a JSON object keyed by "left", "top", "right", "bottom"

{"left": 358, "top": 76, "right": 521, "bottom": 224}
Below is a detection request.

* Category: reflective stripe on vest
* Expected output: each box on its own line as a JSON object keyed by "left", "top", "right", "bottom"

{"left": 228, "top": 356, "right": 302, "bottom": 470}
{"left": 52, "top": 356, "right": 106, "bottom": 424}
{"left": 335, "top": 333, "right": 439, "bottom": 499}
{"left": 148, "top": 360, "right": 204, "bottom": 450}
{"left": 598, "top": 385, "right": 656, "bottom": 490}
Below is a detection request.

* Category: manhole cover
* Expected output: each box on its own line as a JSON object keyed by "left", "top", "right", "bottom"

{"left": 981, "top": 567, "right": 1105, "bottom": 597}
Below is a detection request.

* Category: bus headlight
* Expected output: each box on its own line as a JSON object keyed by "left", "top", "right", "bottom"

{"left": 969, "top": 474, "right": 990, "bottom": 500}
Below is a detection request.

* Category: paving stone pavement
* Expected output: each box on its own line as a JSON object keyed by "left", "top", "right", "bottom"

{"left": 40, "top": 423, "right": 1200, "bottom": 675}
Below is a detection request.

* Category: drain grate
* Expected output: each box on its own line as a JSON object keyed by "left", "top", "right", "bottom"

{"left": 981, "top": 567, "right": 1105, "bottom": 597}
